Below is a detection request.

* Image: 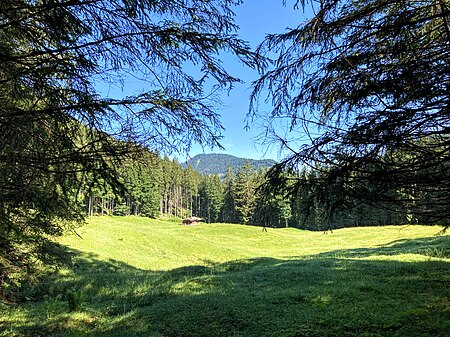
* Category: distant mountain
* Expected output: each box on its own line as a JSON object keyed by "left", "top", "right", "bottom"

{"left": 182, "top": 153, "right": 276, "bottom": 175}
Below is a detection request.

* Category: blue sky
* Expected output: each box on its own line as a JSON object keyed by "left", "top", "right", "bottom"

{"left": 186, "top": 0, "right": 310, "bottom": 162}
{"left": 97, "top": 1, "right": 310, "bottom": 162}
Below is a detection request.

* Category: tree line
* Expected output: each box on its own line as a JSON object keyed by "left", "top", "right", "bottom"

{"left": 85, "top": 148, "right": 414, "bottom": 231}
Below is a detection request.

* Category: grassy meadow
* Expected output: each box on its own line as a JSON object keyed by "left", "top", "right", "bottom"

{"left": 1, "top": 217, "right": 449, "bottom": 336}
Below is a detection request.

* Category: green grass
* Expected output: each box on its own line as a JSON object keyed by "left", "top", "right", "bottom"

{"left": 1, "top": 217, "right": 449, "bottom": 336}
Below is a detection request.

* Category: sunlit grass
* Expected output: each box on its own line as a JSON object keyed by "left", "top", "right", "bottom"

{"left": 0, "top": 217, "right": 448, "bottom": 336}
{"left": 59, "top": 217, "right": 449, "bottom": 267}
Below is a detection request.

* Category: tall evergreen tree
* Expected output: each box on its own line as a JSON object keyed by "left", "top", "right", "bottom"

{"left": 253, "top": 168, "right": 292, "bottom": 228}
{"left": 0, "top": 0, "right": 257, "bottom": 300}
{"left": 234, "top": 161, "right": 258, "bottom": 225}
{"left": 199, "top": 175, "right": 224, "bottom": 223}
{"left": 251, "top": 0, "right": 450, "bottom": 226}
{"left": 183, "top": 166, "right": 202, "bottom": 218}
{"left": 220, "top": 166, "right": 239, "bottom": 223}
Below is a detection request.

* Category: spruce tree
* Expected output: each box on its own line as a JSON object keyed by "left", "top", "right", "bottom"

{"left": 234, "top": 162, "right": 258, "bottom": 225}
{"left": 0, "top": 0, "right": 257, "bottom": 300}
{"left": 251, "top": 0, "right": 450, "bottom": 225}
{"left": 220, "top": 166, "right": 239, "bottom": 223}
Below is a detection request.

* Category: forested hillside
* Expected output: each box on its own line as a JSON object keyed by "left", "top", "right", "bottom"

{"left": 182, "top": 153, "right": 276, "bottom": 175}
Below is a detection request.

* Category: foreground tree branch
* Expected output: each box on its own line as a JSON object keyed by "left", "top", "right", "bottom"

{"left": 251, "top": 0, "right": 450, "bottom": 227}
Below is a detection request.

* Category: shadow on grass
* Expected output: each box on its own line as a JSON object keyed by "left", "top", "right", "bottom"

{"left": 315, "top": 235, "right": 450, "bottom": 260}
{"left": 1, "top": 237, "right": 449, "bottom": 337}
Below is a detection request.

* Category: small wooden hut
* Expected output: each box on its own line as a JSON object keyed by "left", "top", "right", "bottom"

{"left": 181, "top": 216, "right": 203, "bottom": 225}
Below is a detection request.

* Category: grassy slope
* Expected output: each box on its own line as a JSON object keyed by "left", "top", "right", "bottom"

{"left": 1, "top": 217, "right": 449, "bottom": 337}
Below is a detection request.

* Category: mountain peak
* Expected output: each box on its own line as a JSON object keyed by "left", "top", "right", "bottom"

{"left": 183, "top": 153, "right": 276, "bottom": 175}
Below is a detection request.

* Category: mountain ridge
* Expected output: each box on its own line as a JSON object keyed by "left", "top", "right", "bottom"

{"left": 182, "top": 153, "right": 276, "bottom": 175}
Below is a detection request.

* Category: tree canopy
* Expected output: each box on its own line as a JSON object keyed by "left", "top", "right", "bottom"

{"left": 251, "top": 0, "right": 450, "bottom": 226}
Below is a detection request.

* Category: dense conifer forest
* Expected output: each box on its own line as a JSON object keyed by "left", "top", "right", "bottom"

{"left": 82, "top": 147, "right": 413, "bottom": 231}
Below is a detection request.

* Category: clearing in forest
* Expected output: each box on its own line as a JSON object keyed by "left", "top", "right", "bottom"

{"left": 1, "top": 217, "right": 449, "bottom": 337}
